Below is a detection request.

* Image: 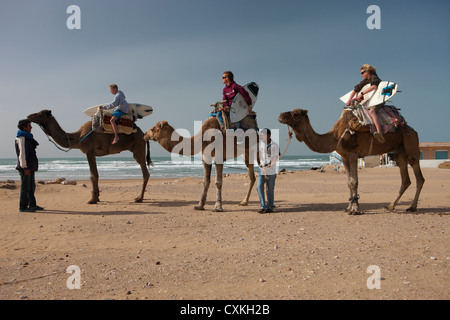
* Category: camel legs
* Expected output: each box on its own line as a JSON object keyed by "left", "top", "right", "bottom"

{"left": 385, "top": 151, "right": 425, "bottom": 212}
{"left": 194, "top": 160, "right": 212, "bottom": 211}
{"left": 194, "top": 161, "right": 224, "bottom": 212}
{"left": 133, "top": 151, "right": 150, "bottom": 203}
{"left": 213, "top": 163, "right": 224, "bottom": 212}
{"left": 407, "top": 161, "right": 425, "bottom": 211}
{"left": 239, "top": 156, "right": 256, "bottom": 206}
{"left": 342, "top": 154, "right": 361, "bottom": 214}
{"left": 87, "top": 153, "right": 100, "bottom": 204}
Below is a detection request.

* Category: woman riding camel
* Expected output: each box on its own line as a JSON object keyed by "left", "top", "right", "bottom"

{"left": 346, "top": 64, "right": 385, "bottom": 144}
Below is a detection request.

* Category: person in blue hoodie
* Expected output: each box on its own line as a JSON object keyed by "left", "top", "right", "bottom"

{"left": 98, "top": 84, "right": 129, "bottom": 144}
{"left": 15, "top": 119, "right": 44, "bottom": 212}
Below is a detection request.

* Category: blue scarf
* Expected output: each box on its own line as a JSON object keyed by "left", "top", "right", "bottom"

{"left": 17, "top": 130, "right": 39, "bottom": 147}
{"left": 17, "top": 130, "right": 34, "bottom": 139}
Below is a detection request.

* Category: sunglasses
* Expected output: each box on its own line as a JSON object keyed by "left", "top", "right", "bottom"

{"left": 361, "top": 71, "right": 366, "bottom": 75}
{"left": 222, "top": 76, "right": 228, "bottom": 79}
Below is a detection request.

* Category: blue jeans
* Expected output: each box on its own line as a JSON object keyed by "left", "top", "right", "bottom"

{"left": 19, "top": 170, "right": 36, "bottom": 210}
{"left": 257, "top": 173, "right": 276, "bottom": 210}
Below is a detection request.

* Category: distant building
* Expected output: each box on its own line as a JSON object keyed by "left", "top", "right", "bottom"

{"left": 419, "top": 142, "right": 450, "bottom": 160}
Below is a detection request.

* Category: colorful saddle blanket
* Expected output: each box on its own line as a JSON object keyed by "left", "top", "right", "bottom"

{"left": 352, "top": 104, "right": 406, "bottom": 134}
{"left": 92, "top": 113, "right": 137, "bottom": 135}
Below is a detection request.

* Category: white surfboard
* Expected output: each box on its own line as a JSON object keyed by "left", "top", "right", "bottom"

{"left": 340, "top": 81, "right": 398, "bottom": 108}
{"left": 229, "top": 82, "right": 259, "bottom": 123}
{"left": 83, "top": 103, "right": 153, "bottom": 119}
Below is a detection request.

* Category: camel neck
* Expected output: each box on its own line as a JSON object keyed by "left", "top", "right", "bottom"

{"left": 294, "top": 117, "right": 337, "bottom": 154}
{"left": 43, "top": 117, "right": 81, "bottom": 148}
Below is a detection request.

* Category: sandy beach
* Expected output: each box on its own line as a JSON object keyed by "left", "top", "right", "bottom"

{"left": 0, "top": 166, "right": 449, "bottom": 300}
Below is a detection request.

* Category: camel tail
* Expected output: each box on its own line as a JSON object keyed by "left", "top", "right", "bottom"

{"left": 146, "top": 140, "right": 153, "bottom": 167}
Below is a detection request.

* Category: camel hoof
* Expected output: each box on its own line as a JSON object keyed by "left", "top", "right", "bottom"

{"left": 88, "top": 200, "right": 98, "bottom": 204}
{"left": 238, "top": 201, "right": 248, "bottom": 206}
{"left": 212, "top": 207, "right": 223, "bottom": 212}
{"left": 348, "top": 211, "right": 363, "bottom": 215}
{"left": 406, "top": 207, "right": 417, "bottom": 212}
{"left": 194, "top": 205, "right": 205, "bottom": 211}
{"left": 135, "top": 198, "right": 143, "bottom": 203}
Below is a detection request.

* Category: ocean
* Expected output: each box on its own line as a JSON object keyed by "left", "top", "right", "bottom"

{"left": 0, "top": 155, "right": 330, "bottom": 181}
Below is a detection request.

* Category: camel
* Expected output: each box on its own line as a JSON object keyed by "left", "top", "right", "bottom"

{"left": 27, "top": 110, "right": 151, "bottom": 204}
{"left": 278, "top": 108, "right": 425, "bottom": 214}
{"left": 144, "top": 117, "right": 259, "bottom": 212}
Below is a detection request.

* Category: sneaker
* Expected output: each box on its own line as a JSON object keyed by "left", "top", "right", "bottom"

{"left": 258, "top": 209, "right": 266, "bottom": 214}
{"left": 265, "top": 209, "right": 273, "bottom": 213}
{"left": 19, "top": 208, "right": 36, "bottom": 213}
{"left": 30, "top": 206, "right": 44, "bottom": 211}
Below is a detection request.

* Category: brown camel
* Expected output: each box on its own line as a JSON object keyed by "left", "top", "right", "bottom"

{"left": 27, "top": 110, "right": 151, "bottom": 204}
{"left": 144, "top": 117, "right": 259, "bottom": 211}
{"left": 278, "top": 108, "right": 425, "bottom": 214}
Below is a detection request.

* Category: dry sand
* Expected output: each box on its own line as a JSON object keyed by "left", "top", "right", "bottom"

{"left": 0, "top": 167, "right": 449, "bottom": 300}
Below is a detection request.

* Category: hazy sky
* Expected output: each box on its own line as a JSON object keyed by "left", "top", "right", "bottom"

{"left": 1, "top": 0, "right": 449, "bottom": 159}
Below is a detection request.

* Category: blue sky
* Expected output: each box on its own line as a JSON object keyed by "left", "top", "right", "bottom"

{"left": 1, "top": 0, "right": 449, "bottom": 159}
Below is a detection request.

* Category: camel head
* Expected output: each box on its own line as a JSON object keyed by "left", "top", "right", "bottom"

{"left": 278, "top": 109, "right": 308, "bottom": 127}
{"left": 27, "top": 110, "right": 54, "bottom": 133}
{"left": 278, "top": 109, "right": 309, "bottom": 142}
{"left": 27, "top": 110, "right": 53, "bottom": 125}
{"left": 144, "top": 120, "right": 172, "bottom": 142}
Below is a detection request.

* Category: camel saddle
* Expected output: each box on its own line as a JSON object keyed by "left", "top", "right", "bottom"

{"left": 208, "top": 101, "right": 259, "bottom": 132}
{"left": 344, "top": 104, "right": 406, "bottom": 135}
{"left": 92, "top": 113, "right": 137, "bottom": 135}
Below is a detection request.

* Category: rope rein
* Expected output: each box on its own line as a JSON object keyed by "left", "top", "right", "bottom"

{"left": 39, "top": 123, "right": 72, "bottom": 153}
{"left": 38, "top": 115, "right": 95, "bottom": 152}
{"left": 279, "top": 126, "right": 293, "bottom": 160}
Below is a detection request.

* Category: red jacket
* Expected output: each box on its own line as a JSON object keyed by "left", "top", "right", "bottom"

{"left": 222, "top": 81, "right": 252, "bottom": 107}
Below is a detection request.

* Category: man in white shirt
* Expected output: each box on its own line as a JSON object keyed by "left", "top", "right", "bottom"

{"left": 257, "top": 128, "right": 279, "bottom": 213}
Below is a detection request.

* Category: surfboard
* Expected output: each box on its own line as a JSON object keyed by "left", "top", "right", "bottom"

{"left": 83, "top": 103, "right": 153, "bottom": 119}
{"left": 229, "top": 82, "right": 259, "bottom": 123}
{"left": 340, "top": 81, "right": 398, "bottom": 108}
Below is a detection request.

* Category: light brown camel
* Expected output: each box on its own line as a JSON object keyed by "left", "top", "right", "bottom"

{"left": 144, "top": 117, "right": 259, "bottom": 212}
{"left": 27, "top": 110, "right": 151, "bottom": 204}
{"left": 278, "top": 108, "right": 425, "bottom": 214}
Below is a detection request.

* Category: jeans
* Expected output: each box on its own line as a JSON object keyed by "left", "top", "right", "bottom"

{"left": 257, "top": 173, "right": 276, "bottom": 210}
{"left": 19, "top": 170, "right": 36, "bottom": 210}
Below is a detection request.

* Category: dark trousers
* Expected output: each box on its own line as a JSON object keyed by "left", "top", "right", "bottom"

{"left": 19, "top": 170, "right": 36, "bottom": 210}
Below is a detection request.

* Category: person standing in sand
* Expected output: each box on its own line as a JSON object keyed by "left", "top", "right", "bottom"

{"left": 98, "top": 84, "right": 129, "bottom": 144}
{"left": 257, "top": 128, "right": 279, "bottom": 214}
{"left": 15, "top": 119, "right": 44, "bottom": 212}
{"left": 345, "top": 64, "right": 385, "bottom": 144}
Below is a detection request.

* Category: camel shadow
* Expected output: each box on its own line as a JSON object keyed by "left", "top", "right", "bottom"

{"left": 273, "top": 201, "right": 450, "bottom": 215}
{"left": 36, "top": 209, "right": 164, "bottom": 216}
{"left": 140, "top": 199, "right": 198, "bottom": 208}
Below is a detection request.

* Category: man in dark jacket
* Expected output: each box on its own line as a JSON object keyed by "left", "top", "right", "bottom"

{"left": 15, "top": 119, "right": 44, "bottom": 212}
